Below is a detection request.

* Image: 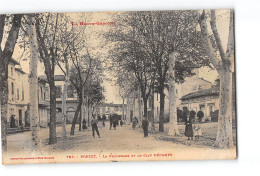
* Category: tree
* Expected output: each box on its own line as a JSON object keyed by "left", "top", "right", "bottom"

{"left": 27, "top": 14, "right": 42, "bottom": 149}
{"left": 55, "top": 14, "right": 86, "bottom": 136}
{"left": 0, "top": 14, "right": 23, "bottom": 151}
{"left": 106, "top": 11, "right": 209, "bottom": 133}
{"left": 198, "top": 10, "right": 234, "bottom": 148}
{"left": 35, "top": 13, "right": 61, "bottom": 144}
{"left": 67, "top": 49, "right": 104, "bottom": 135}
{"left": 168, "top": 52, "right": 180, "bottom": 136}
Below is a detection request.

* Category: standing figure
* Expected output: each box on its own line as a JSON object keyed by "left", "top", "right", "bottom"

{"left": 109, "top": 115, "right": 113, "bottom": 130}
{"left": 120, "top": 120, "right": 123, "bottom": 127}
{"left": 193, "top": 119, "right": 202, "bottom": 139}
{"left": 113, "top": 118, "right": 117, "bottom": 130}
{"left": 82, "top": 119, "right": 87, "bottom": 131}
{"left": 19, "top": 122, "right": 24, "bottom": 133}
{"left": 132, "top": 117, "right": 137, "bottom": 130}
{"left": 91, "top": 117, "right": 100, "bottom": 138}
{"left": 142, "top": 116, "right": 149, "bottom": 137}
{"left": 185, "top": 114, "right": 193, "bottom": 140}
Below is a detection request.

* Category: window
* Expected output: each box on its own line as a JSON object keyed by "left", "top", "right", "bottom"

{"left": 17, "top": 88, "right": 19, "bottom": 100}
{"left": 11, "top": 82, "right": 14, "bottom": 95}
{"left": 114, "top": 106, "right": 118, "bottom": 111}
{"left": 22, "top": 83, "right": 24, "bottom": 101}
{"left": 148, "top": 97, "right": 152, "bottom": 108}
{"left": 11, "top": 67, "right": 13, "bottom": 76}
{"left": 209, "top": 106, "right": 213, "bottom": 113}
{"left": 22, "top": 89, "right": 24, "bottom": 101}
{"left": 55, "top": 86, "right": 62, "bottom": 98}
{"left": 40, "top": 87, "right": 43, "bottom": 100}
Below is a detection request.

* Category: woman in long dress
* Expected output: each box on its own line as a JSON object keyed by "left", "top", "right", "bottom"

{"left": 185, "top": 114, "right": 193, "bottom": 140}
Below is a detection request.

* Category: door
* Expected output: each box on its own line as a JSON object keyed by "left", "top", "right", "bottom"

{"left": 19, "top": 110, "right": 22, "bottom": 126}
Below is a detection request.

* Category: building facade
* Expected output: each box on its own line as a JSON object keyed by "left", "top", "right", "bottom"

{"left": 7, "top": 58, "right": 30, "bottom": 129}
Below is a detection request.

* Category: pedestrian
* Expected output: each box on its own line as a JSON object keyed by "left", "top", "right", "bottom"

{"left": 113, "top": 118, "right": 117, "bottom": 130}
{"left": 19, "top": 122, "right": 24, "bottom": 133}
{"left": 193, "top": 119, "right": 202, "bottom": 139}
{"left": 132, "top": 117, "right": 137, "bottom": 130}
{"left": 120, "top": 120, "right": 123, "bottom": 127}
{"left": 185, "top": 113, "right": 193, "bottom": 140}
{"left": 142, "top": 116, "right": 149, "bottom": 137}
{"left": 82, "top": 119, "right": 87, "bottom": 131}
{"left": 91, "top": 117, "right": 100, "bottom": 138}
{"left": 109, "top": 115, "right": 113, "bottom": 130}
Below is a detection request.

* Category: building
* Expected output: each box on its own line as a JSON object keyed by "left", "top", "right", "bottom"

{"left": 125, "top": 69, "right": 213, "bottom": 123}
{"left": 97, "top": 103, "right": 126, "bottom": 119}
{"left": 180, "top": 86, "right": 219, "bottom": 121}
{"left": 7, "top": 58, "right": 30, "bottom": 129}
{"left": 38, "top": 75, "right": 79, "bottom": 124}
{"left": 38, "top": 76, "right": 50, "bottom": 127}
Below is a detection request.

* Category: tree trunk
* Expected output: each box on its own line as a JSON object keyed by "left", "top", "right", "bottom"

{"left": 0, "top": 14, "right": 23, "bottom": 152}
{"left": 87, "top": 104, "right": 90, "bottom": 127}
{"left": 79, "top": 108, "right": 82, "bottom": 131}
{"left": 28, "top": 15, "right": 42, "bottom": 149}
{"left": 126, "top": 96, "right": 130, "bottom": 123}
{"left": 122, "top": 98, "right": 125, "bottom": 120}
{"left": 70, "top": 98, "right": 82, "bottom": 135}
{"left": 213, "top": 68, "right": 233, "bottom": 148}
{"left": 198, "top": 10, "right": 235, "bottom": 148}
{"left": 138, "top": 89, "right": 142, "bottom": 126}
{"left": 49, "top": 82, "right": 57, "bottom": 144}
{"left": 0, "top": 75, "right": 8, "bottom": 152}
{"left": 79, "top": 90, "right": 85, "bottom": 131}
{"left": 159, "top": 90, "right": 165, "bottom": 132}
{"left": 61, "top": 62, "right": 69, "bottom": 137}
{"left": 151, "top": 88, "right": 155, "bottom": 131}
{"left": 168, "top": 52, "right": 181, "bottom": 136}
{"left": 133, "top": 91, "right": 136, "bottom": 121}
{"left": 143, "top": 98, "right": 148, "bottom": 119}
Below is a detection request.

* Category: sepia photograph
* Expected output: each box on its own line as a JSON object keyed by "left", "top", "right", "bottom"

{"left": 0, "top": 9, "right": 238, "bottom": 165}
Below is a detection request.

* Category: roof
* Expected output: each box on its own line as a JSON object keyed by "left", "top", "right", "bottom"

{"left": 38, "top": 75, "right": 66, "bottom": 82}
{"left": 38, "top": 76, "right": 48, "bottom": 83}
{"left": 100, "top": 103, "right": 124, "bottom": 107}
{"left": 9, "top": 58, "right": 20, "bottom": 65}
{"left": 15, "top": 67, "right": 26, "bottom": 74}
{"left": 54, "top": 75, "right": 65, "bottom": 81}
{"left": 198, "top": 77, "right": 212, "bottom": 84}
{"left": 181, "top": 86, "right": 219, "bottom": 101}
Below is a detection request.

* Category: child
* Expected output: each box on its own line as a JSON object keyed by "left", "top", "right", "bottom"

{"left": 193, "top": 120, "right": 202, "bottom": 139}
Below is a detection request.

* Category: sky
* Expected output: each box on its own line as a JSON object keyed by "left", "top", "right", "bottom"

{"left": 9, "top": 9, "right": 230, "bottom": 104}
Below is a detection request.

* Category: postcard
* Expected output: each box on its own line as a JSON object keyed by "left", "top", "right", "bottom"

{"left": 0, "top": 9, "right": 236, "bottom": 164}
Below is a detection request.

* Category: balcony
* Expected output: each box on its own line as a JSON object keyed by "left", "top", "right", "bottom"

{"left": 38, "top": 99, "right": 49, "bottom": 107}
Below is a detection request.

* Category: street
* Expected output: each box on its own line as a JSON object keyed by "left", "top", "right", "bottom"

{"left": 7, "top": 122, "right": 183, "bottom": 155}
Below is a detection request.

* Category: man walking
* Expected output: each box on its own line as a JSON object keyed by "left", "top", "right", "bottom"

{"left": 109, "top": 115, "right": 113, "bottom": 130}
{"left": 142, "top": 116, "right": 149, "bottom": 137}
{"left": 91, "top": 117, "right": 100, "bottom": 138}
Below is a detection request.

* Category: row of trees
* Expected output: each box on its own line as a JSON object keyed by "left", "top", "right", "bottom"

{"left": 0, "top": 13, "right": 105, "bottom": 151}
{"left": 106, "top": 11, "right": 209, "bottom": 133}
{"left": 106, "top": 10, "right": 234, "bottom": 148}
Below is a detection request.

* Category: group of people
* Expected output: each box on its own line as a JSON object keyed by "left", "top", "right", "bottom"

{"left": 184, "top": 113, "right": 202, "bottom": 140}
{"left": 109, "top": 114, "right": 124, "bottom": 130}
{"left": 85, "top": 113, "right": 201, "bottom": 140}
